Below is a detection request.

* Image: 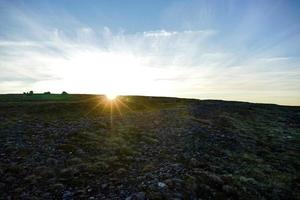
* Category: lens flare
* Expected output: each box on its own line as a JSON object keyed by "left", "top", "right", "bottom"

{"left": 106, "top": 93, "right": 117, "bottom": 100}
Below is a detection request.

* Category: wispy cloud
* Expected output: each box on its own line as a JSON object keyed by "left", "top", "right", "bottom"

{"left": 259, "top": 56, "right": 292, "bottom": 62}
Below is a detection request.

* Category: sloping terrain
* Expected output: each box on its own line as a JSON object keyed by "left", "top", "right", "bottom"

{"left": 0, "top": 94, "right": 299, "bottom": 199}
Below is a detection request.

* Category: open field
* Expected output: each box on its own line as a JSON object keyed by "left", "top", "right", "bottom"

{"left": 0, "top": 94, "right": 299, "bottom": 199}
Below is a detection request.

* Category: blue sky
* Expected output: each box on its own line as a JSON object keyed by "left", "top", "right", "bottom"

{"left": 0, "top": 0, "right": 300, "bottom": 105}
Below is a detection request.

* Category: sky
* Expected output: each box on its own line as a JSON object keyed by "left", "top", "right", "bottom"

{"left": 0, "top": 0, "right": 300, "bottom": 105}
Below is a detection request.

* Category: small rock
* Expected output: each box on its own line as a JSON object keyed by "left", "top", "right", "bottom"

{"left": 158, "top": 182, "right": 167, "bottom": 188}
{"left": 164, "top": 179, "right": 174, "bottom": 188}
{"left": 74, "top": 190, "right": 85, "bottom": 195}
{"left": 63, "top": 190, "right": 73, "bottom": 199}
{"left": 6, "top": 176, "right": 16, "bottom": 183}
{"left": 101, "top": 183, "right": 109, "bottom": 189}
{"left": 198, "top": 183, "right": 213, "bottom": 195}
{"left": 42, "top": 193, "right": 51, "bottom": 198}
{"left": 208, "top": 174, "right": 224, "bottom": 186}
{"left": 14, "top": 187, "right": 24, "bottom": 194}
{"left": 68, "top": 157, "right": 82, "bottom": 165}
{"left": 76, "top": 148, "right": 85, "bottom": 155}
{"left": 172, "top": 178, "right": 184, "bottom": 186}
{"left": 197, "top": 171, "right": 224, "bottom": 187}
{"left": 39, "top": 168, "right": 55, "bottom": 178}
{"left": 221, "top": 174, "right": 234, "bottom": 184}
{"left": 52, "top": 183, "right": 64, "bottom": 191}
{"left": 172, "top": 192, "right": 184, "bottom": 199}
{"left": 60, "top": 167, "right": 78, "bottom": 178}
{"left": 222, "top": 185, "right": 236, "bottom": 195}
{"left": 126, "top": 192, "right": 146, "bottom": 200}
{"left": 117, "top": 168, "right": 127, "bottom": 175}
{"left": 46, "top": 158, "right": 58, "bottom": 166}
{"left": 24, "top": 174, "right": 38, "bottom": 184}
{"left": 147, "top": 191, "right": 163, "bottom": 199}
{"left": 190, "top": 158, "right": 200, "bottom": 167}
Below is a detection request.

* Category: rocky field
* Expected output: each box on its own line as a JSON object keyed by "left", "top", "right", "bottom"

{"left": 0, "top": 94, "right": 299, "bottom": 199}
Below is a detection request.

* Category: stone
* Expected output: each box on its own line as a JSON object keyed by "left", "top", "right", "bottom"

{"left": 63, "top": 190, "right": 73, "bottom": 199}
{"left": 76, "top": 148, "right": 85, "bottom": 155}
{"left": 158, "top": 182, "right": 167, "bottom": 188}
{"left": 40, "top": 168, "right": 55, "bottom": 178}
{"left": 117, "top": 168, "right": 127, "bottom": 175}
{"left": 172, "top": 178, "right": 184, "bottom": 187}
{"left": 6, "top": 176, "right": 16, "bottom": 183}
{"left": 60, "top": 167, "right": 78, "bottom": 178}
{"left": 68, "top": 157, "right": 82, "bottom": 165}
{"left": 46, "top": 158, "right": 58, "bottom": 166}
{"left": 52, "top": 183, "right": 64, "bottom": 192}
{"left": 42, "top": 193, "right": 51, "bottom": 198}
{"left": 222, "top": 185, "right": 236, "bottom": 195}
{"left": 101, "top": 183, "right": 109, "bottom": 190}
{"left": 208, "top": 173, "right": 224, "bottom": 186}
{"left": 197, "top": 171, "right": 224, "bottom": 187}
{"left": 172, "top": 192, "right": 185, "bottom": 199}
{"left": 190, "top": 158, "right": 200, "bottom": 167}
{"left": 164, "top": 179, "right": 174, "bottom": 188}
{"left": 125, "top": 192, "right": 146, "bottom": 200}
{"left": 24, "top": 174, "right": 38, "bottom": 184}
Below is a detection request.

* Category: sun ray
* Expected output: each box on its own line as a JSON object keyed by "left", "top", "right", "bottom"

{"left": 116, "top": 98, "right": 133, "bottom": 112}
{"left": 84, "top": 96, "right": 106, "bottom": 116}
{"left": 110, "top": 101, "right": 113, "bottom": 128}
{"left": 114, "top": 101, "right": 123, "bottom": 116}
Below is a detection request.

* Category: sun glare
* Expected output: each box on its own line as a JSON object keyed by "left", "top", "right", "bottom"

{"left": 38, "top": 51, "right": 172, "bottom": 97}
{"left": 106, "top": 93, "right": 117, "bottom": 100}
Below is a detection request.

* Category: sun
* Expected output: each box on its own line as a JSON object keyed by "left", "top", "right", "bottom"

{"left": 106, "top": 93, "right": 118, "bottom": 100}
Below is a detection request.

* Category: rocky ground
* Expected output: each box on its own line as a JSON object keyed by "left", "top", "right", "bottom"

{"left": 0, "top": 94, "right": 299, "bottom": 199}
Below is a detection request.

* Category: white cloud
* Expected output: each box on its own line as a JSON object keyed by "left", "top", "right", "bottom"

{"left": 0, "top": 40, "right": 40, "bottom": 47}
{"left": 260, "top": 57, "right": 291, "bottom": 62}
{"left": 144, "top": 30, "right": 178, "bottom": 37}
